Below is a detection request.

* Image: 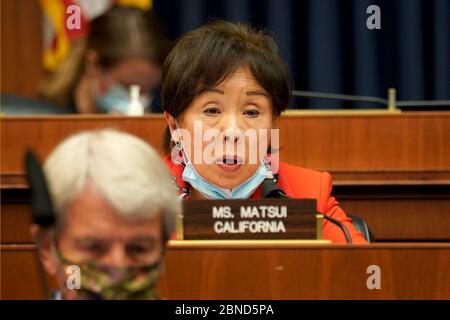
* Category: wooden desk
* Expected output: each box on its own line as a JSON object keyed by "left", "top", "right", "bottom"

{"left": 2, "top": 242, "right": 449, "bottom": 299}
{"left": 2, "top": 113, "right": 449, "bottom": 241}
{"left": 2, "top": 112, "right": 450, "bottom": 176}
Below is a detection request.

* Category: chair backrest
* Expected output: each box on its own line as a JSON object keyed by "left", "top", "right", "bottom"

{"left": 347, "top": 214, "right": 375, "bottom": 242}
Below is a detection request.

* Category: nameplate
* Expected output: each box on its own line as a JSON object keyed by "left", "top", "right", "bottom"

{"left": 181, "top": 199, "right": 319, "bottom": 240}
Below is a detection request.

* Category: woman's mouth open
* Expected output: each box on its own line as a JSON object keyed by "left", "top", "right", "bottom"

{"left": 215, "top": 155, "right": 243, "bottom": 172}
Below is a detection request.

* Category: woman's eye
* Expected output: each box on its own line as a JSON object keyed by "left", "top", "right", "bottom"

{"left": 243, "top": 109, "right": 260, "bottom": 117}
{"left": 203, "top": 107, "right": 221, "bottom": 116}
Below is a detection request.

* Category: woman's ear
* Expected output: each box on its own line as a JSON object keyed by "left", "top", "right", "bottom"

{"left": 164, "top": 111, "right": 177, "bottom": 136}
{"left": 30, "top": 224, "right": 58, "bottom": 276}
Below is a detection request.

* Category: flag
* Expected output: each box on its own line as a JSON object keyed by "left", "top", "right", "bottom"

{"left": 40, "top": 0, "right": 152, "bottom": 71}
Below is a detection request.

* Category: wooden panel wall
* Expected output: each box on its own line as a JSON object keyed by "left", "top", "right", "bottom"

{"left": 1, "top": 0, "right": 44, "bottom": 98}
{"left": 2, "top": 113, "right": 450, "bottom": 176}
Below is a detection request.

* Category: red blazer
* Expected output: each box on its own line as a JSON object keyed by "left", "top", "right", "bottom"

{"left": 164, "top": 157, "right": 368, "bottom": 244}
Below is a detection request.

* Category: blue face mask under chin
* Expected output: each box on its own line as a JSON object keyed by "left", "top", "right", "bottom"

{"left": 182, "top": 161, "right": 268, "bottom": 199}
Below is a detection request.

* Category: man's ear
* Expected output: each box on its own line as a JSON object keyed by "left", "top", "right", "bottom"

{"left": 30, "top": 224, "right": 58, "bottom": 276}
{"left": 164, "top": 111, "right": 177, "bottom": 137}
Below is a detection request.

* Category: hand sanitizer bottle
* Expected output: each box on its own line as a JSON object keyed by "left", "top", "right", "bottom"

{"left": 127, "top": 85, "right": 144, "bottom": 116}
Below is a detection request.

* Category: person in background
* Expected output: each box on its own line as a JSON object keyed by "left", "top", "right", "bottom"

{"left": 161, "top": 21, "right": 367, "bottom": 244}
{"left": 39, "top": 6, "right": 169, "bottom": 114}
{"left": 30, "top": 129, "right": 180, "bottom": 299}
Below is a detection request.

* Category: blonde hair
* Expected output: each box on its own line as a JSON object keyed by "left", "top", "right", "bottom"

{"left": 39, "top": 39, "right": 87, "bottom": 106}
{"left": 43, "top": 129, "right": 180, "bottom": 240}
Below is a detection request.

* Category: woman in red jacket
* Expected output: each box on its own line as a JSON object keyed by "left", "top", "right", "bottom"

{"left": 161, "top": 21, "right": 367, "bottom": 244}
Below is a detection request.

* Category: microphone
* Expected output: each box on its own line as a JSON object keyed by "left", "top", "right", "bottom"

{"left": 260, "top": 178, "right": 287, "bottom": 198}
{"left": 25, "top": 150, "right": 55, "bottom": 227}
{"left": 320, "top": 215, "right": 352, "bottom": 244}
{"left": 260, "top": 178, "right": 352, "bottom": 244}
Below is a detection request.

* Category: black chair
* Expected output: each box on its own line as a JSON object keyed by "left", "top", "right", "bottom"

{"left": 347, "top": 214, "right": 375, "bottom": 242}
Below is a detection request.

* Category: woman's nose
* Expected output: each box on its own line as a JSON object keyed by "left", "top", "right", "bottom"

{"left": 221, "top": 114, "right": 241, "bottom": 143}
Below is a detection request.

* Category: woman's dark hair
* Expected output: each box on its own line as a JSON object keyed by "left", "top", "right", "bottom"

{"left": 86, "top": 6, "right": 169, "bottom": 69}
{"left": 40, "top": 6, "right": 170, "bottom": 106}
{"left": 161, "top": 20, "right": 292, "bottom": 153}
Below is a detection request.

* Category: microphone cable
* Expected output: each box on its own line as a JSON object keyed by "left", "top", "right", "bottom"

{"left": 261, "top": 178, "right": 352, "bottom": 244}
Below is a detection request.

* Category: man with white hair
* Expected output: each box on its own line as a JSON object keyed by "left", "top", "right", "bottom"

{"left": 29, "top": 129, "right": 180, "bottom": 300}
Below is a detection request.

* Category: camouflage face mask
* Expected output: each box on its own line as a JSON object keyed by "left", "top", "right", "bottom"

{"left": 53, "top": 241, "right": 162, "bottom": 300}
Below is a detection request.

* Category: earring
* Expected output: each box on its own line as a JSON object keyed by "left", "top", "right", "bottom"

{"left": 263, "top": 157, "right": 276, "bottom": 182}
{"left": 170, "top": 140, "right": 185, "bottom": 167}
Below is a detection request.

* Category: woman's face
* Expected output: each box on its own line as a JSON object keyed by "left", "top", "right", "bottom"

{"left": 77, "top": 55, "right": 162, "bottom": 114}
{"left": 170, "top": 67, "right": 274, "bottom": 189}
{"left": 104, "top": 57, "right": 162, "bottom": 97}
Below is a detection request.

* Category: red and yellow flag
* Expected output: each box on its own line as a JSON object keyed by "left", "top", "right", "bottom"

{"left": 40, "top": 0, "right": 152, "bottom": 71}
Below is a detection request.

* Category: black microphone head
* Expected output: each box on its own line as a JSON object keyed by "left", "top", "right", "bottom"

{"left": 25, "top": 150, "right": 55, "bottom": 227}
{"left": 261, "top": 178, "right": 288, "bottom": 198}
